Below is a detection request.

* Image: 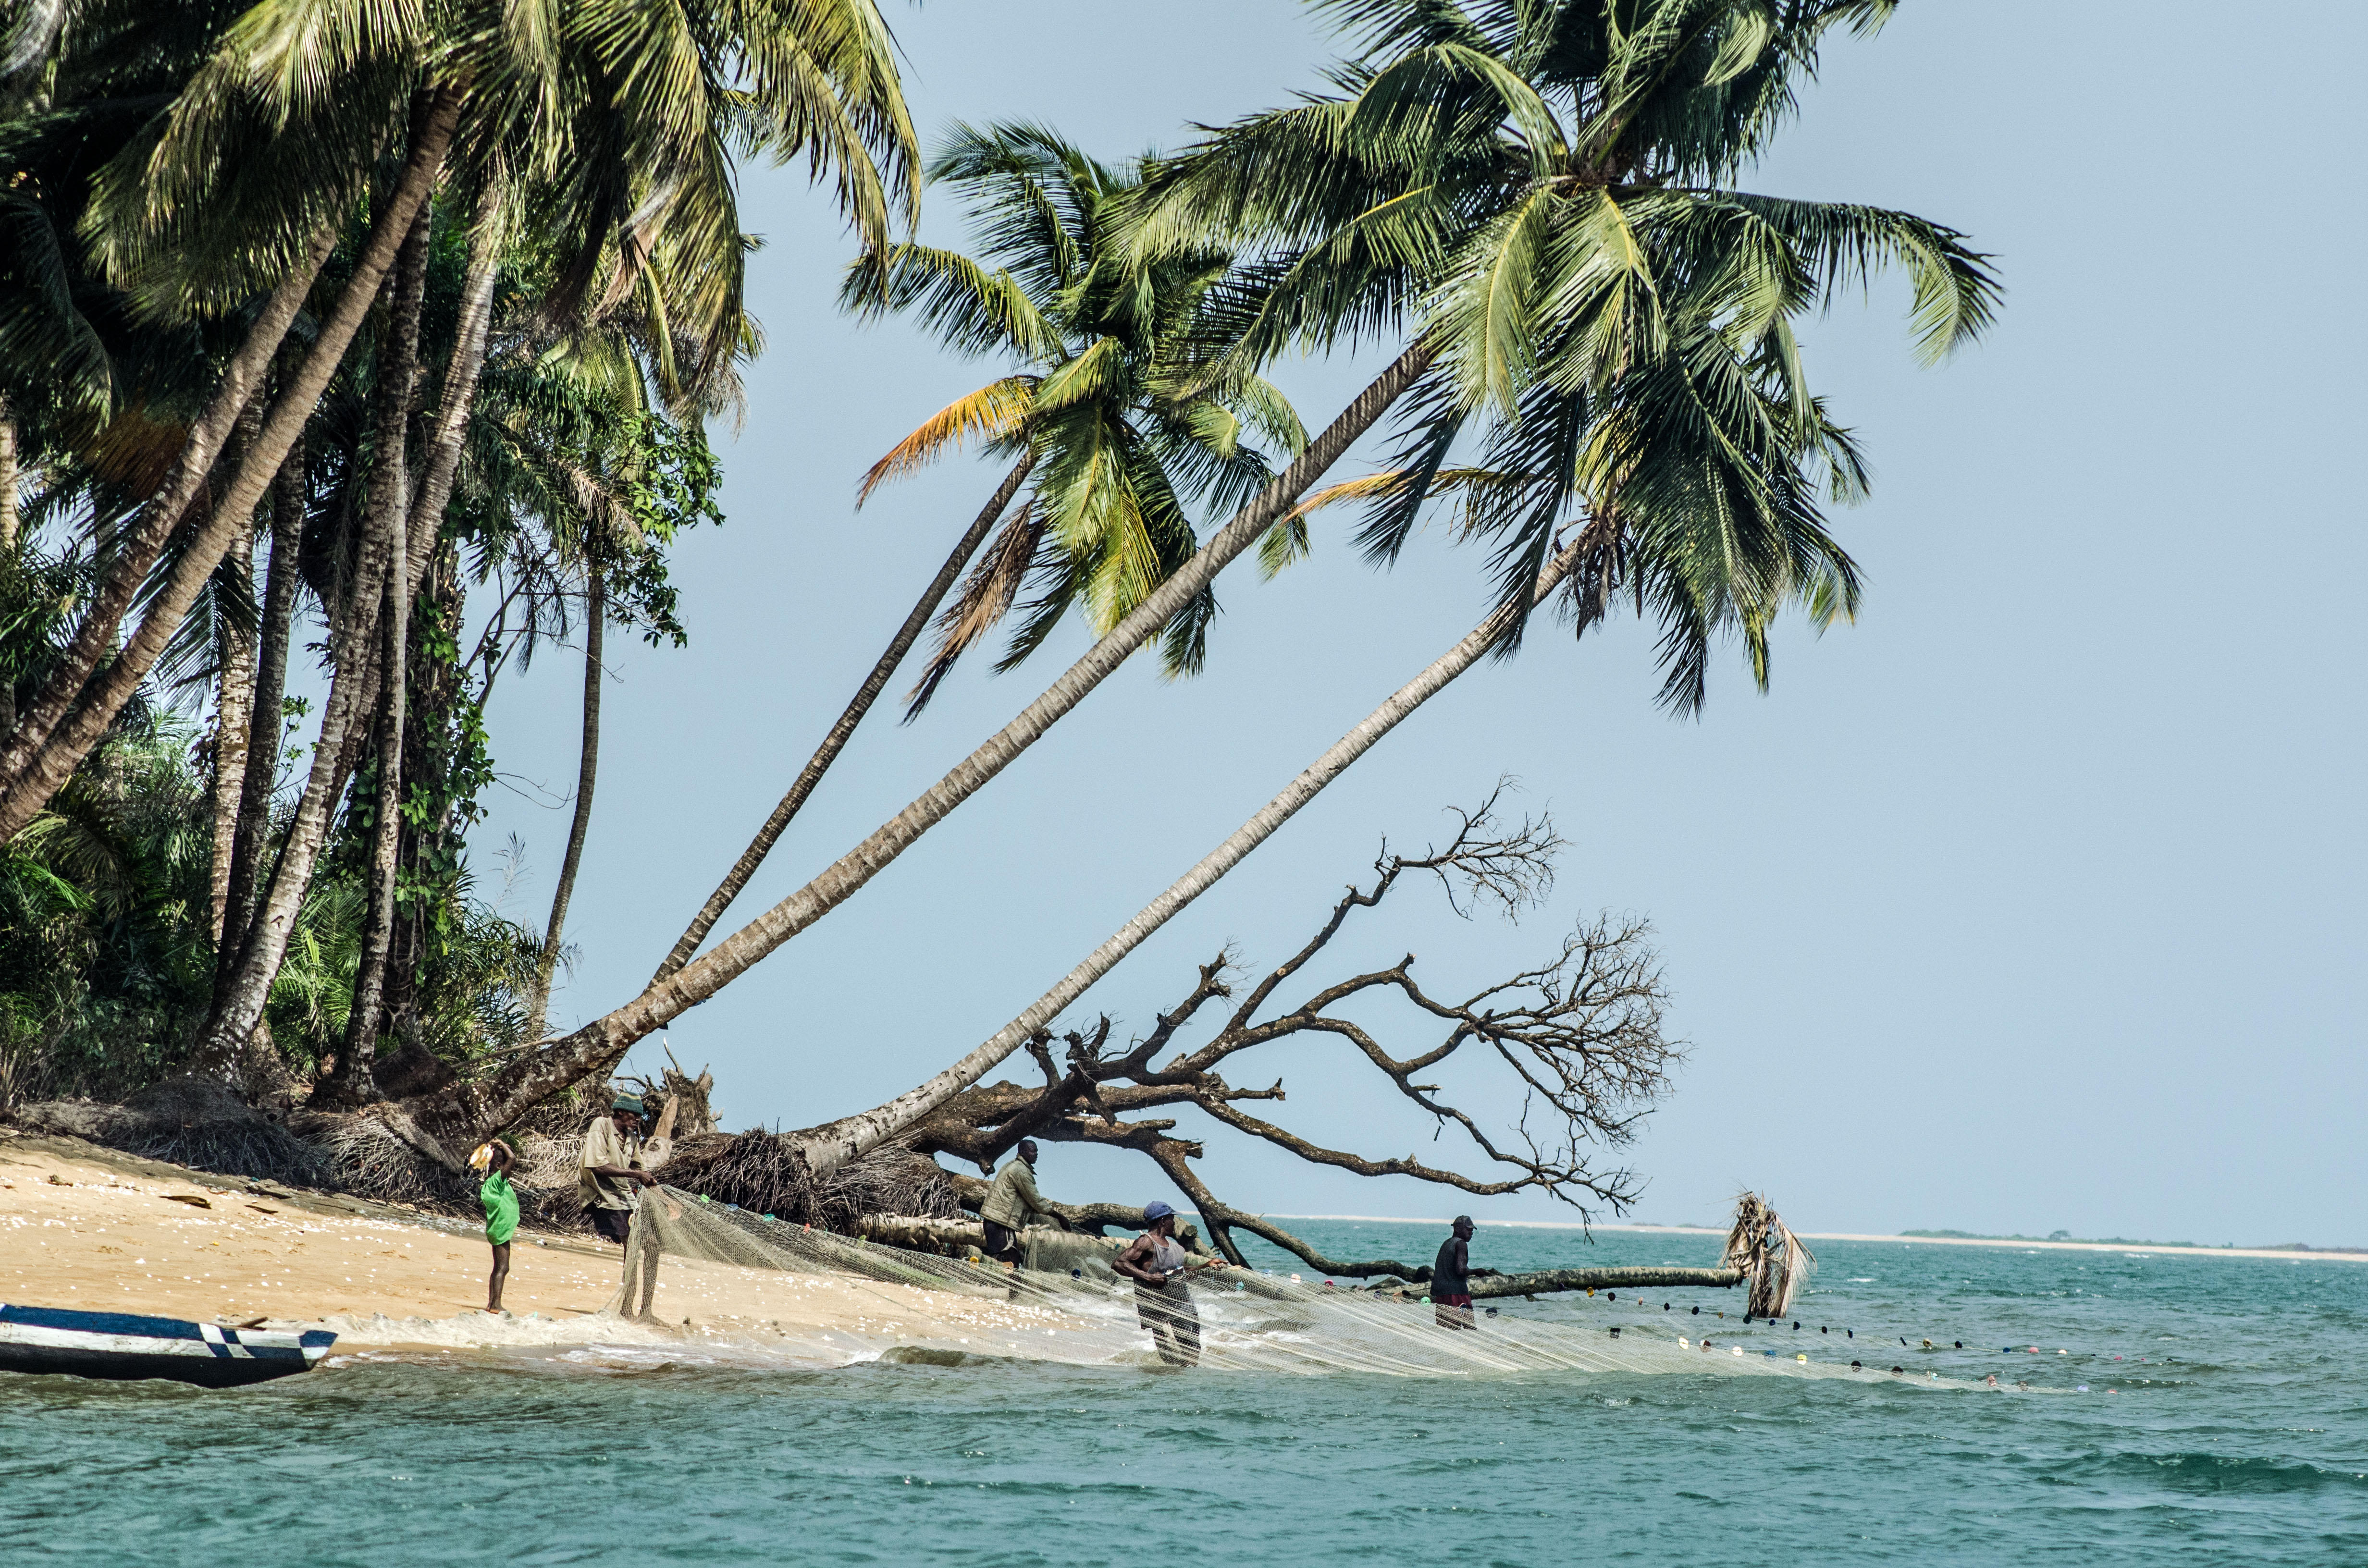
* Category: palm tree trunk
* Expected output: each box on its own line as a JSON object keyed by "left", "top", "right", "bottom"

{"left": 199, "top": 467, "right": 401, "bottom": 1079}
{"left": 336, "top": 208, "right": 433, "bottom": 1083}
{"left": 338, "top": 583, "right": 410, "bottom": 1074}
{"left": 651, "top": 453, "right": 1035, "bottom": 984}
{"left": 526, "top": 566, "right": 606, "bottom": 1042}
{"left": 205, "top": 395, "right": 268, "bottom": 943}
{"left": 441, "top": 343, "right": 1435, "bottom": 1135}
{"left": 337, "top": 189, "right": 502, "bottom": 1054}
{"left": 206, "top": 507, "right": 259, "bottom": 945}
{"left": 386, "top": 546, "right": 464, "bottom": 1031}
{"left": 787, "top": 533, "right": 1586, "bottom": 1176}
{"left": 0, "top": 388, "right": 17, "bottom": 552}
{"left": 196, "top": 175, "right": 451, "bottom": 1081}
{"left": 0, "top": 85, "right": 463, "bottom": 845}
{"left": 402, "top": 181, "right": 501, "bottom": 601}
{"left": 524, "top": 565, "right": 604, "bottom": 1042}
{"left": 0, "top": 388, "right": 20, "bottom": 739}
{"left": 270, "top": 190, "right": 496, "bottom": 1058}
{"left": 219, "top": 436, "right": 308, "bottom": 992}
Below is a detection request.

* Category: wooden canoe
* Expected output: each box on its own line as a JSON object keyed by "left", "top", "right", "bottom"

{"left": 0, "top": 1302, "right": 335, "bottom": 1387}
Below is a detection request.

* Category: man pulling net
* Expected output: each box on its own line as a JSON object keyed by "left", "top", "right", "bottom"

{"left": 979, "top": 1139, "right": 1058, "bottom": 1267}
{"left": 1113, "top": 1201, "right": 1221, "bottom": 1367}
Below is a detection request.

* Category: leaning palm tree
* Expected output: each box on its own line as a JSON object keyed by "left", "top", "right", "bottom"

{"left": 493, "top": 324, "right": 717, "bottom": 1043}
{"left": 854, "top": 123, "right": 1307, "bottom": 706}
{"left": 459, "top": 0, "right": 1981, "bottom": 1145}
{"left": 774, "top": 223, "right": 1941, "bottom": 1176}
{"left": 651, "top": 122, "right": 1304, "bottom": 983}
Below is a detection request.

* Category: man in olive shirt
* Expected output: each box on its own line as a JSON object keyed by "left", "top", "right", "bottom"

{"left": 980, "top": 1140, "right": 1056, "bottom": 1267}
{"left": 579, "top": 1094, "right": 655, "bottom": 1245}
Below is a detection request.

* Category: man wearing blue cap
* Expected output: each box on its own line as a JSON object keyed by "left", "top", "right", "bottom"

{"left": 580, "top": 1093, "right": 655, "bottom": 1246}
{"left": 1114, "top": 1201, "right": 1206, "bottom": 1366}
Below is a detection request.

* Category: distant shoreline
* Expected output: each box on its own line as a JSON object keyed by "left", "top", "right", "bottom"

{"left": 1259, "top": 1214, "right": 2368, "bottom": 1265}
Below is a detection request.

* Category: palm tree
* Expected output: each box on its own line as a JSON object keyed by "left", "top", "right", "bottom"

{"left": 184, "top": 0, "right": 916, "bottom": 1082}
{"left": 779, "top": 191, "right": 1976, "bottom": 1173}
{"left": 467, "top": 0, "right": 1981, "bottom": 1141}
{"left": 651, "top": 122, "right": 1306, "bottom": 983}
{"left": 0, "top": 0, "right": 917, "bottom": 854}
{"left": 498, "top": 330, "right": 722, "bottom": 1043}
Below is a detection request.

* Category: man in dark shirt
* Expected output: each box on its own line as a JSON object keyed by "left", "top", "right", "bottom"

{"left": 1432, "top": 1215, "right": 1477, "bottom": 1329}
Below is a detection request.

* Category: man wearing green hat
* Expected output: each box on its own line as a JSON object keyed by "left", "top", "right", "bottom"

{"left": 580, "top": 1093, "right": 655, "bottom": 1245}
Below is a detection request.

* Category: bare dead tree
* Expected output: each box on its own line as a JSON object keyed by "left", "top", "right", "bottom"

{"left": 899, "top": 787, "right": 1685, "bottom": 1276}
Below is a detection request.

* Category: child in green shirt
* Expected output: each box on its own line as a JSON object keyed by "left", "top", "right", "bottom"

{"left": 475, "top": 1140, "right": 521, "bottom": 1314}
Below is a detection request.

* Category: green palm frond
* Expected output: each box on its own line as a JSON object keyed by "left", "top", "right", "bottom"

{"left": 853, "top": 120, "right": 1307, "bottom": 710}
{"left": 1141, "top": 0, "right": 1989, "bottom": 707}
{"left": 840, "top": 243, "right": 1058, "bottom": 361}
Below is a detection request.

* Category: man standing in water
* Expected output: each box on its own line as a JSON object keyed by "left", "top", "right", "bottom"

{"left": 980, "top": 1139, "right": 1057, "bottom": 1268}
{"left": 1114, "top": 1201, "right": 1205, "bottom": 1366}
{"left": 1433, "top": 1215, "right": 1478, "bottom": 1329}
{"left": 580, "top": 1093, "right": 655, "bottom": 1246}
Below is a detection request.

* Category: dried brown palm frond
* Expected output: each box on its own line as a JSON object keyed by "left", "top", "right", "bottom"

{"left": 658, "top": 1131, "right": 958, "bottom": 1235}
{"left": 309, "top": 1114, "right": 477, "bottom": 1213}
{"left": 1722, "top": 1190, "right": 1815, "bottom": 1319}
{"left": 903, "top": 501, "right": 1046, "bottom": 718}
{"left": 13, "top": 1078, "right": 331, "bottom": 1187}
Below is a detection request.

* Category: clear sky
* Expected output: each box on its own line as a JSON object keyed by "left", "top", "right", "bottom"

{"left": 469, "top": 1, "right": 2368, "bottom": 1248}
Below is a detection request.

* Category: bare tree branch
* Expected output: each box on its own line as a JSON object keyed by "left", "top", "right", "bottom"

{"left": 901, "top": 790, "right": 1684, "bottom": 1278}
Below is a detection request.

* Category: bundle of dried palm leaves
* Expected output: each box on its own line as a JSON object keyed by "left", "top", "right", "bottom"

{"left": 14, "top": 1077, "right": 331, "bottom": 1187}
{"left": 1722, "top": 1190, "right": 1815, "bottom": 1319}
{"left": 658, "top": 1131, "right": 957, "bottom": 1234}
{"left": 308, "top": 1113, "right": 480, "bottom": 1212}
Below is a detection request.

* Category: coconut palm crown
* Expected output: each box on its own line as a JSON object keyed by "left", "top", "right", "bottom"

{"left": 843, "top": 122, "right": 1307, "bottom": 714}
{"left": 1141, "top": 0, "right": 1999, "bottom": 705}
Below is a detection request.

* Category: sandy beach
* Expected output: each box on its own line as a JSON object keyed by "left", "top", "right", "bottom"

{"left": 0, "top": 1129, "right": 1107, "bottom": 1362}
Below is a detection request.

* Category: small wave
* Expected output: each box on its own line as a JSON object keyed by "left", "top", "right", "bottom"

{"left": 2051, "top": 1449, "right": 2368, "bottom": 1495}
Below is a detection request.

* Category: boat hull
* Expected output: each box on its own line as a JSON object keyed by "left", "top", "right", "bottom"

{"left": 0, "top": 1303, "right": 335, "bottom": 1387}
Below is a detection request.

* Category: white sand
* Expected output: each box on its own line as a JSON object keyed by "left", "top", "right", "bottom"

{"left": 0, "top": 1131, "right": 1119, "bottom": 1367}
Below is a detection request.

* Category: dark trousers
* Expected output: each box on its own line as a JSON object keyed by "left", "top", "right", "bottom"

{"left": 1135, "top": 1282, "right": 1201, "bottom": 1366}
{"left": 982, "top": 1220, "right": 1022, "bottom": 1266}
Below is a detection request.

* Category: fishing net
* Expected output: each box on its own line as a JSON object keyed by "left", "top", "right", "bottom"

{"left": 598, "top": 1188, "right": 1969, "bottom": 1385}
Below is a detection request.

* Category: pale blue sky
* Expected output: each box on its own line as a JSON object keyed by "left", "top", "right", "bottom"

{"left": 471, "top": 1, "right": 2367, "bottom": 1247}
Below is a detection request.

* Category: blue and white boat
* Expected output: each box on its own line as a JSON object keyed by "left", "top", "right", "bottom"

{"left": 0, "top": 1303, "right": 336, "bottom": 1387}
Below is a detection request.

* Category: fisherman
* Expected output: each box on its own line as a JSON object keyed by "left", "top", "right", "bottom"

{"left": 1114, "top": 1201, "right": 1207, "bottom": 1367}
{"left": 1431, "top": 1215, "right": 1477, "bottom": 1330}
{"left": 580, "top": 1093, "right": 655, "bottom": 1246}
{"left": 980, "top": 1139, "right": 1057, "bottom": 1268}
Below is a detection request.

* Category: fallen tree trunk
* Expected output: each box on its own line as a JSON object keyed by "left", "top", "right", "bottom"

{"left": 855, "top": 1213, "right": 985, "bottom": 1250}
{"left": 939, "top": 1171, "right": 1217, "bottom": 1250}
{"left": 1467, "top": 1266, "right": 1740, "bottom": 1300}
{"left": 851, "top": 1206, "right": 1741, "bottom": 1297}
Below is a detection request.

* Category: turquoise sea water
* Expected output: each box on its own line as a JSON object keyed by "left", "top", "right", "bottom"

{"left": 6, "top": 1219, "right": 2365, "bottom": 1565}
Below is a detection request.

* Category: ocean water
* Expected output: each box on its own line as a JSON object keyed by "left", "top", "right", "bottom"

{"left": 5, "top": 1219, "right": 2365, "bottom": 1566}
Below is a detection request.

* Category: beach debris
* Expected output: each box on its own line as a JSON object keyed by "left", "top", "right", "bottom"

{"left": 163, "top": 1194, "right": 212, "bottom": 1208}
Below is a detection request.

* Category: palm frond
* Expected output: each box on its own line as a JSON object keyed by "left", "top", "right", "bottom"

{"left": 856, "top": 375, "right": 1036, "bottom": 504}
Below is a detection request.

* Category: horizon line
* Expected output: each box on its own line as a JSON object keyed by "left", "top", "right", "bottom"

{"left": 1226, "top": 1214, "right": 2368, "bottom": 1266}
